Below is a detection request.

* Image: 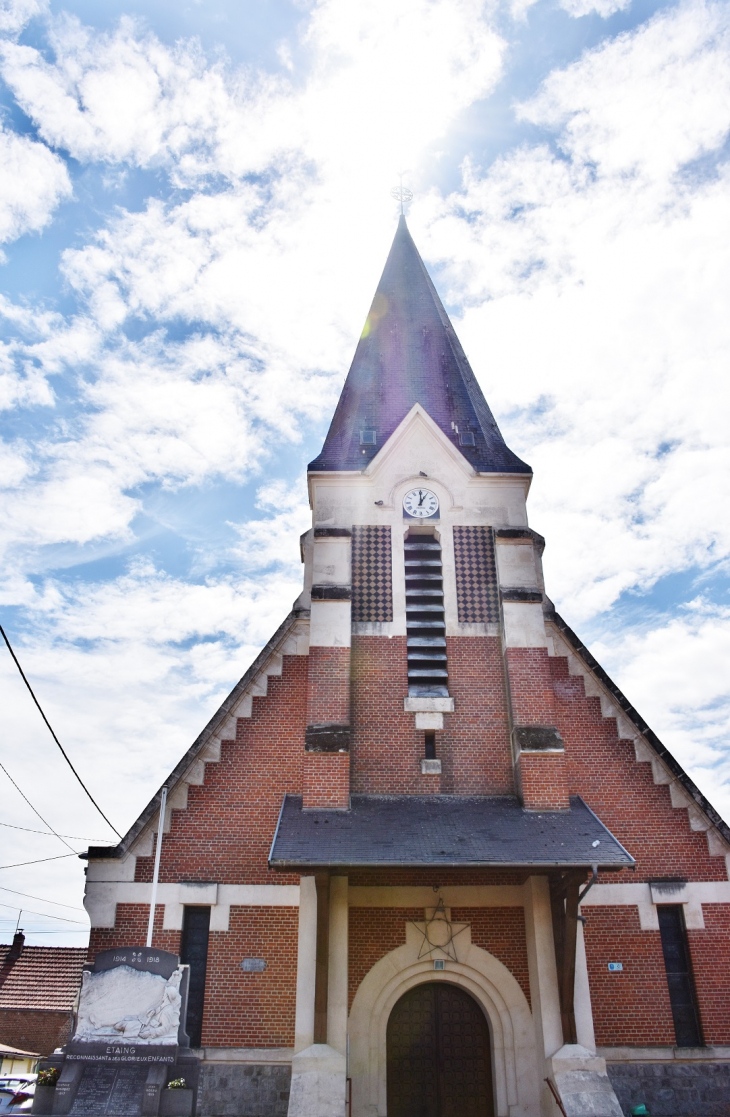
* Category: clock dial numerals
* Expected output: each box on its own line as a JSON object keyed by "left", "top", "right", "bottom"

{"left": 403, "top": 488, "right": 439, "bottom": 519}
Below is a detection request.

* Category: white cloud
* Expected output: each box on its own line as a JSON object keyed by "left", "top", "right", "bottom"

{"left": 0, "top": 557, "right": 302, "bottom": 942}
{"left": 0, "top": 124, "right": 71, "bottom": 245}
{"left": 0, "top": 0, "right": 47, "bottom": 36}
{"left": 522, "top": 0, "right": 730, "bottom": 179}
{"left": 558, "top": 0, "right": 631, "bottom": 20}
{"left": 595, "top": 601, "right": 730, "bottom": 822}
{"left": 0, "top": 0, "right": 504, "bottom": 187}
{"left": 230, "top": 479, "right": 311, "bottom": 572}
{"left": 419, "top": 0, "right": 730, "bottom": 620}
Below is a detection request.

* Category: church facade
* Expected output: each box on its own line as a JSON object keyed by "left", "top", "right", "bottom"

{"left": 83, "top": 218, "right": 730, "bottom": 1117}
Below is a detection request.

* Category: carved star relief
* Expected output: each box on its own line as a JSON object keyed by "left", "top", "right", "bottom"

{"left": 410, "top": 897, "right": 468, "bottom": 962}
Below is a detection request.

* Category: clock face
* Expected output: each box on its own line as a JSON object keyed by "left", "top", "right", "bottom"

{"left": 403, "top": 487, "right": 439, "bottom": 519}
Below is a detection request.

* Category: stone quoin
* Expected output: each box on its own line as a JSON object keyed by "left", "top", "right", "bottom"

{"left": 78, "top": 217, "right": 730, "bottom": 1117}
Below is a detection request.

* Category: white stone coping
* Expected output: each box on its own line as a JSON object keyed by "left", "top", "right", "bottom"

{"left": 84, "top": 879, "right": 730, "bottom": 931}
{"left": 599, "top": 1046, "right": 730, "bottom": 1063}
{"left": 195, "top": 1047, "right": 294, "bottom": 1065}
{"left": 579, "top": 880, "right": 730, "bottom": 930}
{"left": 84, "top": 883, "right": 299, "bottom": 930}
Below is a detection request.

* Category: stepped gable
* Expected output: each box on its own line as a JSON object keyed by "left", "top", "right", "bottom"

{"left": 308, "top": 215, "right": 531, "bottom": 475}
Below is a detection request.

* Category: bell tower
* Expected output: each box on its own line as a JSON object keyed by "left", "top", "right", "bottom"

{"left": 298, "top": 216, "right": 568, "bottom": 810}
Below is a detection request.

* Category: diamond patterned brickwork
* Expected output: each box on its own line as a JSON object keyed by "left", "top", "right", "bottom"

{"left": 453, "top": 526, "right": 499, "bottom": 624}
{"left": 351, "top": 526, "right": 393, "bottom": 623}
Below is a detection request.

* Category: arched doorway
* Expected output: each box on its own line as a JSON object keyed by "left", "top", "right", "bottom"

{"left": 386, "top": 982, "right": 495, "bottom": 1117}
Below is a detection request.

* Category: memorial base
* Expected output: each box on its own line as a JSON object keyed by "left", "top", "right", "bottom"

{"left": 31, "top": 1086, "right": 55, "bottom": 1115}
{"left": 31, "top": 1052, "right": 200, "bottom": 1116}
{"left": 159, "top": 1089, "right": 194, "bottom": 1116}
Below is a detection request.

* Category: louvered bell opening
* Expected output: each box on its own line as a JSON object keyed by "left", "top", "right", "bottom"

{"left": 404, "top": 534, "right": 448, "bottom": 697}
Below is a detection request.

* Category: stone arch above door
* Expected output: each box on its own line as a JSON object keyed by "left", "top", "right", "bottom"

{"left": 348, "top": 920, "right": 540, "bottom": 1117}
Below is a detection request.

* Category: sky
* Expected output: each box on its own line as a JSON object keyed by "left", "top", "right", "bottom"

{"left": 0, "top": 0, "right": 729, "bottom": 947}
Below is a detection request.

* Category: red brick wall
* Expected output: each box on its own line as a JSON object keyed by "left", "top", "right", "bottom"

{"left": 506, "top": 647, "right": 557, "bottom": 726}
{"left": 348, "top": 908, "right": 423, "bottom": 1008}
{"left": 583, "top": 903, "right": 730, "bottom": 1047}
{"left": 441, "top": 637, "right": 513, "bottom": 795}
{"left": 351, "top": 636, "right": 513, "bottom": 796}
{"left": 518, "top": 752, "right": 569, "bottom": 810}
{"left": 90, "top": 904, "right": 298, "bottom": 1048}
{"left": 202, "top": 906, "right": 298, "bottom": 1048}
{"left": 583, "top": 905, "right": 675, "bottom": 1045}
{"left": 89, "top": 904, "right": 181, "bottom": 960}
{"left": 550, "top": 654, "right": 727, "bottom": 883}
{"left": 0, "top": 1010, "right": 73, "bottom": 1058}
{"left": 349, "top": 869, "right": 529, "bottom": 887}
{"left": 687, "top": 905, "right": 730, "bottom": 1045}
{"left": 306, "top": 645, "right": 350, "bottom": 725}
{"left": 451, "top": 908, "right": 531, "bottom": 1007}
{"left": 134, "top": 653, "right": 307, "bottom": 886}
{"left": 303, "top": 752, "right": 350, "bottom": 808}
{"left": 348, "top": 906, "right": 531, "bottom": 1012}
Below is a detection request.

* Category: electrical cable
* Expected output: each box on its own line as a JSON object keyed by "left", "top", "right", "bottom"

{"left": 0, "top": 929, "right": 89, "bottom": 934}
{"left": 0, "top": 902, "right": 87, "bottom": 925}
{"left": 0, "top": 852, "right": 79, "bottom": 871}
{"left": 0, "top": 623, "right": 122, "bottom": 838}
{"left": 0, "top": 820, "right": 108, "bottom": 842}
{"left": 0, "top": 759, "right": 78, "bottom": 854}
{"left": 0, "top": 885, "right": 85, "bottom": 911}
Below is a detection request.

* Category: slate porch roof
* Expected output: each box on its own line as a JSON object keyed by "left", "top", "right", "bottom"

{"left": 0, "top": 946, "right": 86, "bottom": 1013}
{"left": 268, "top": 794, "right": 635, "bottom": 871}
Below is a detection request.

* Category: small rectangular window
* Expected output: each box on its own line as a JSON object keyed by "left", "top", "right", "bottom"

{"left": 181, "top": 906, "right": 211, "bottom": 1048}
{"left": 360, "top": 429, "right": 377, "bottom": 445}
{"left": 459, "top": 431, "right": 475, "bottom": 446}
{"left": 657, "top": 905, "right": 702, "bottom": 1047}
{"left": 424, "top": 731, "right": 436, "bottom": 760}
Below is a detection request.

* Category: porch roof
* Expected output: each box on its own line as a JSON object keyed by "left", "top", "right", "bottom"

{"left": 268, "top": 794, "right": 635, "bottom": 871}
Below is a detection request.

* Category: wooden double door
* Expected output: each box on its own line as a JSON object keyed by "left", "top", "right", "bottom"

{"left": 386, "top": 983, "right": 495, "bottom": 1117}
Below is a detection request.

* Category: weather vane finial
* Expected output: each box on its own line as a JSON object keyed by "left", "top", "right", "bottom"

{"left": 390, "top": 173, "right": 413, "bottom": 215}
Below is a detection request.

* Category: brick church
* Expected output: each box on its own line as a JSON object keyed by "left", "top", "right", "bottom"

{"left": 83, "top": 217, "right": 730, "bottom": 1116}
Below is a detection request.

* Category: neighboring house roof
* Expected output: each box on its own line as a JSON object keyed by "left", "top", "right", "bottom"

{"left": 0, "top": 944, "right": 86, "bottom": 1013}
{"left": 308, "top": 216, "right": 531, "bottom": 475}
{"left": 268, "top": 794, "right": 635, "bottom": 871}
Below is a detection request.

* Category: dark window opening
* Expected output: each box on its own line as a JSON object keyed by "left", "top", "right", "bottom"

{"left": 360, "top": 429, "right": 377, "bottom": 444}
{"left": 657, "top": 905, "right": 703, "bottom": 1047}
{"left": 404, "top": 532, "right": 448, "bottom": 697}
{"left": 459, "top": 431, "right": 475, "bottom": 446}
{"left": 180, "top": 905, "right": 211, "bottom": 1048}
{"left": 424, "top": 731, "right": 436, "bottom": 760}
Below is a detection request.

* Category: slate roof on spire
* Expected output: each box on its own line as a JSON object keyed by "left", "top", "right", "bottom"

{"left": 309, "top": 216, "right": 531, "bottom": 474}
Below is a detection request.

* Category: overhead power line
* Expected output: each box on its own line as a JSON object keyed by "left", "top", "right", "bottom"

{"left": 0, "top": 759, "right": 78, "bottom": 854}
{"left": 0, "top": 852, "right": 80, "bottom": 871}
{"left": 0, "top": 924, "right": 89, "bottom": 933}
{"left": 0, "top": 623, "right": 122, "bottom": 838}
{"left": 0, "top": 902, "right": 88, "bottom": 925}
{"left": 0, "top": 820, "right": 109, "bottom": 842}
{"left": 0, "top": 885, "right": 85, "bottom": 911}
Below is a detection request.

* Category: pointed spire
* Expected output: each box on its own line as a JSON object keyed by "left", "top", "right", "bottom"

{"left": 309, "top": 217, "right": 530, "bottom": 474}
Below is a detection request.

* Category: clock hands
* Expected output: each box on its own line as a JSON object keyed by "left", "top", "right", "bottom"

{"left": 418, "top": 491, "right": 425, "bottom": 506}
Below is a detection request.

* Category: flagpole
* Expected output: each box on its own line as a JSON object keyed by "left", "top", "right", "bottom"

{"left": 146, "top": 786, "right": 168, "bottom": 948}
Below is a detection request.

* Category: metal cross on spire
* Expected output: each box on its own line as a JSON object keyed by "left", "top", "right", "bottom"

{"left": 390, "top": 174, "right": 413, "bottom": 215}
